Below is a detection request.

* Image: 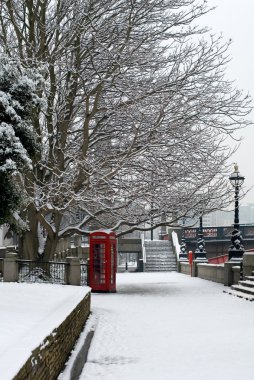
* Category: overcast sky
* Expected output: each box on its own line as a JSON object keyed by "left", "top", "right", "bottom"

{"left": 201, "top": 0, "right": 254, "bottom": 204}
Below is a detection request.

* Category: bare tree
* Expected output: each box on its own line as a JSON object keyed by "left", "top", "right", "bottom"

{"left": 0, "top": 0, "right": 251, "bottom": 259}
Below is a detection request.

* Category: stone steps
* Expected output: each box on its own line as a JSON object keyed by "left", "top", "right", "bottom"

{"left": 145, "top": 256, "right": 176, "bottom": 260}
{"left": 238, "top": 280, "right": 254, "bottom": 288}
{"left": 144, "top": 241, "right": 176, "bottom": 272}
{"left": 223, "top": 289, "right": 254, "bottom": 301}
{"left": 245, "top": 275, "right": 254, "bottom": 281}
{"left": 231, "top": 284, "right": 254, "bottom": 295}
{"left": 224, "top": 271, "right": 254, "bottom": 301}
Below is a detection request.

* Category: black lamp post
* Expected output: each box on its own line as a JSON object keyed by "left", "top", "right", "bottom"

{"left": 195, "top": 213, "right": 207, "bottom": 261}
{"left": 179, "top": 219, "right": 188, "bottom": 261}
{"left": 228, "top": 164, "right": 245, "bottom": 261}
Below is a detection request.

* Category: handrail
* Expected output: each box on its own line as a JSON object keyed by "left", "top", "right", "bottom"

{"left": 141, "top": 233, "right": 146, "bottom": 263}
{"left": 208, "top": 254, "right": 228, "bottom": 264}
{"left": 172, "top": 231, "right": 181, "bottom": 260}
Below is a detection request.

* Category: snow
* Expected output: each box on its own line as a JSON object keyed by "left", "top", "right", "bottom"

{"left": 77, "top": 272, "right": 254, "bottom": 380}
{"left": 0, "top": 283, "right": 90, "bottom": 380}
{"left": 2, "top": 273, "right": 254, "bottom": 380}
{"left": 0, "top": 122, "right": 31, "bottom": 172}
{"left": 172, "top": 230, "right": 181, "bottom": 259}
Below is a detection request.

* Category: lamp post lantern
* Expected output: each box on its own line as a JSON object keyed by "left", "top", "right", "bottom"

{"left": 228, "top": 164, "right": 245, "bottom": 261}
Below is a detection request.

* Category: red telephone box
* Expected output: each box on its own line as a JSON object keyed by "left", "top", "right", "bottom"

{"left": 89, "top": 231, "right": 117, "bottom": 292}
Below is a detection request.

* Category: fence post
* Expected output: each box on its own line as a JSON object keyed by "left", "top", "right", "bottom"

{"left": 242, "top": 252, "right": 254, "bottom": 279}
{"left": 66, "top": 257, "right": 81, "bottom": 286}
{"left": 3, "top": 252, "right": 18, "bottom": 282}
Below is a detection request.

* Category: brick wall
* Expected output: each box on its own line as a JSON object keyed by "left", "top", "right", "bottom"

{"left": 13, "top": 292, "right": 91, "bottom": 380}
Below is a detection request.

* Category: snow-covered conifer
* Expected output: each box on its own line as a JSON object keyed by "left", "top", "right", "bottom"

{"left": 0, "top": 55, "right": 44, "bottom": 225}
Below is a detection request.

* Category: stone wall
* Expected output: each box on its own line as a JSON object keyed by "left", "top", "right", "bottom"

{"left": 179, "top": 260, "right": 243, "bottom": 286}
{"left": 180, "top": 262, "right": 191, "bottom": 275}
{"left": 243, "top": 252, "right": 254, "bottom": 278}
{"left": 13, "top": 292, "right": 91, "bottom": 380}
{"left": 197, "top": 263, "right": 224, "bottom": 284}
{"left": 232, "top": 266, "right": 241, "bottom": 284}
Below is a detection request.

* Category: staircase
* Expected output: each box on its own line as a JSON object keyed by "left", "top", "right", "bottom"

{"left": 144, "top": 240, "right": 177, "bottom": 272}
{"left": 223, "top": 271, "right": 254, "bottom": 301}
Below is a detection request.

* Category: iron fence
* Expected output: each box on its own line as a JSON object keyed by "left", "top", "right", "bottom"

{"left": 0, "top": 256, "right": 90, "bottom": 285}
{"left": 17, "top": 260, "right": 68, "bottom": 284}
{"left": 80, "top": 260, "right": 89, "bottom": 286}
{"left": 16, "top": 259, "right": 89, "bottom": 285}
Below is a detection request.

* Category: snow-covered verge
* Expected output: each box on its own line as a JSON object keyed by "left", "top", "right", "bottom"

{"left": 0, "top": 283, "right": 90, "bottom": 380}
{"left": 77, "top": 272, "right": 254, "bottom": 380}
{"left": 58, "top": 313, "right": 97, "bottom": 380}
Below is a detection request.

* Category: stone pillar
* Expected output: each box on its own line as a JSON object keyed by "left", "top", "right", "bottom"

{"left": 0, "top": 247, "right": 6, "bottom": 276}
{"left": 224, "top": 261, "right": 239, "bottom": 286}
{"left": 77, "top": 246, "right": 83, "bottom": 259}
{"left": 3, "top": 252, "right": 18, "bottom": 282}
{"left": 137, "top": 258, "right": 144, "bottom": 272}
{"left": 232, "top": 266, "right": 241, "bottom": 284}
{"left": 66, "top": 257, "right": 81, "bottom": 286}
{"left": 6, "top": 245, "right": 17, "bottom": 253}
{"left": 192, "top": 260, "right": 204, "bottom": 277}
{"left": 0, "top": 247, "right": 6, "bottom": 258}
{"left": 70, "top": 247, "right": 78, "bottom": 257}
{"left": 242, "top": 252, "right": 254, "bottom": 279}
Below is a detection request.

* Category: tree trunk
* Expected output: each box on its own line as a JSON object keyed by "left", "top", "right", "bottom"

{"left": 20, "top": 230, "right": 39, "bottom": 260}
{"left": 20, "top": 206, "right": 60, "bottom": 261}
{"left": 20, "top": 207, "right": 39, "bottom": 260}
{"left": 43, "top": 235, "right": 59, "bottom": 262}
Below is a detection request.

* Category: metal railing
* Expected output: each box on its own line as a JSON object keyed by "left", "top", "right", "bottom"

{"left": 17, "top": 260, "right": 68, "bottom": 284}
{"left": 16, "top": 259, "right": 89, "bottom": 286}
{"left": 80, "top": 260, "right": 89, "bottom": 286}
{"left": 208, "top": 254, "right": 228, "bottom": 264}
{"left": 183, "top": 225, "right": 254, "bottom": 241}
{"left": 141, "top": 232, "right": 146, "bottom": 264}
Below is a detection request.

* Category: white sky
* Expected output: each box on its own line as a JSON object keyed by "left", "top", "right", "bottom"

{"left": 202, "top": 0, "right": 254, "bottom": 203}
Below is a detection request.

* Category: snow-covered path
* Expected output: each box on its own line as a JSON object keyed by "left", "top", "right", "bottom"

{"left": 80, "top": 272, "right": 254, "bottom": 380}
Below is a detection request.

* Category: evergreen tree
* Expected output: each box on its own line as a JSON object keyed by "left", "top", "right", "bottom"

{"left": 0, "top": 55, "right": 43, "bottom": 225}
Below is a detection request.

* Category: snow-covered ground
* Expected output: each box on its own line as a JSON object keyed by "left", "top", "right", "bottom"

{"left": 77, "top": 272, "right": 254, "bottom": 380}
{"left": 0, "top": 283, "right": 90, "bottom": 380}
{"left": 2, "top": 273, "right": 254, "bottom": 380}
